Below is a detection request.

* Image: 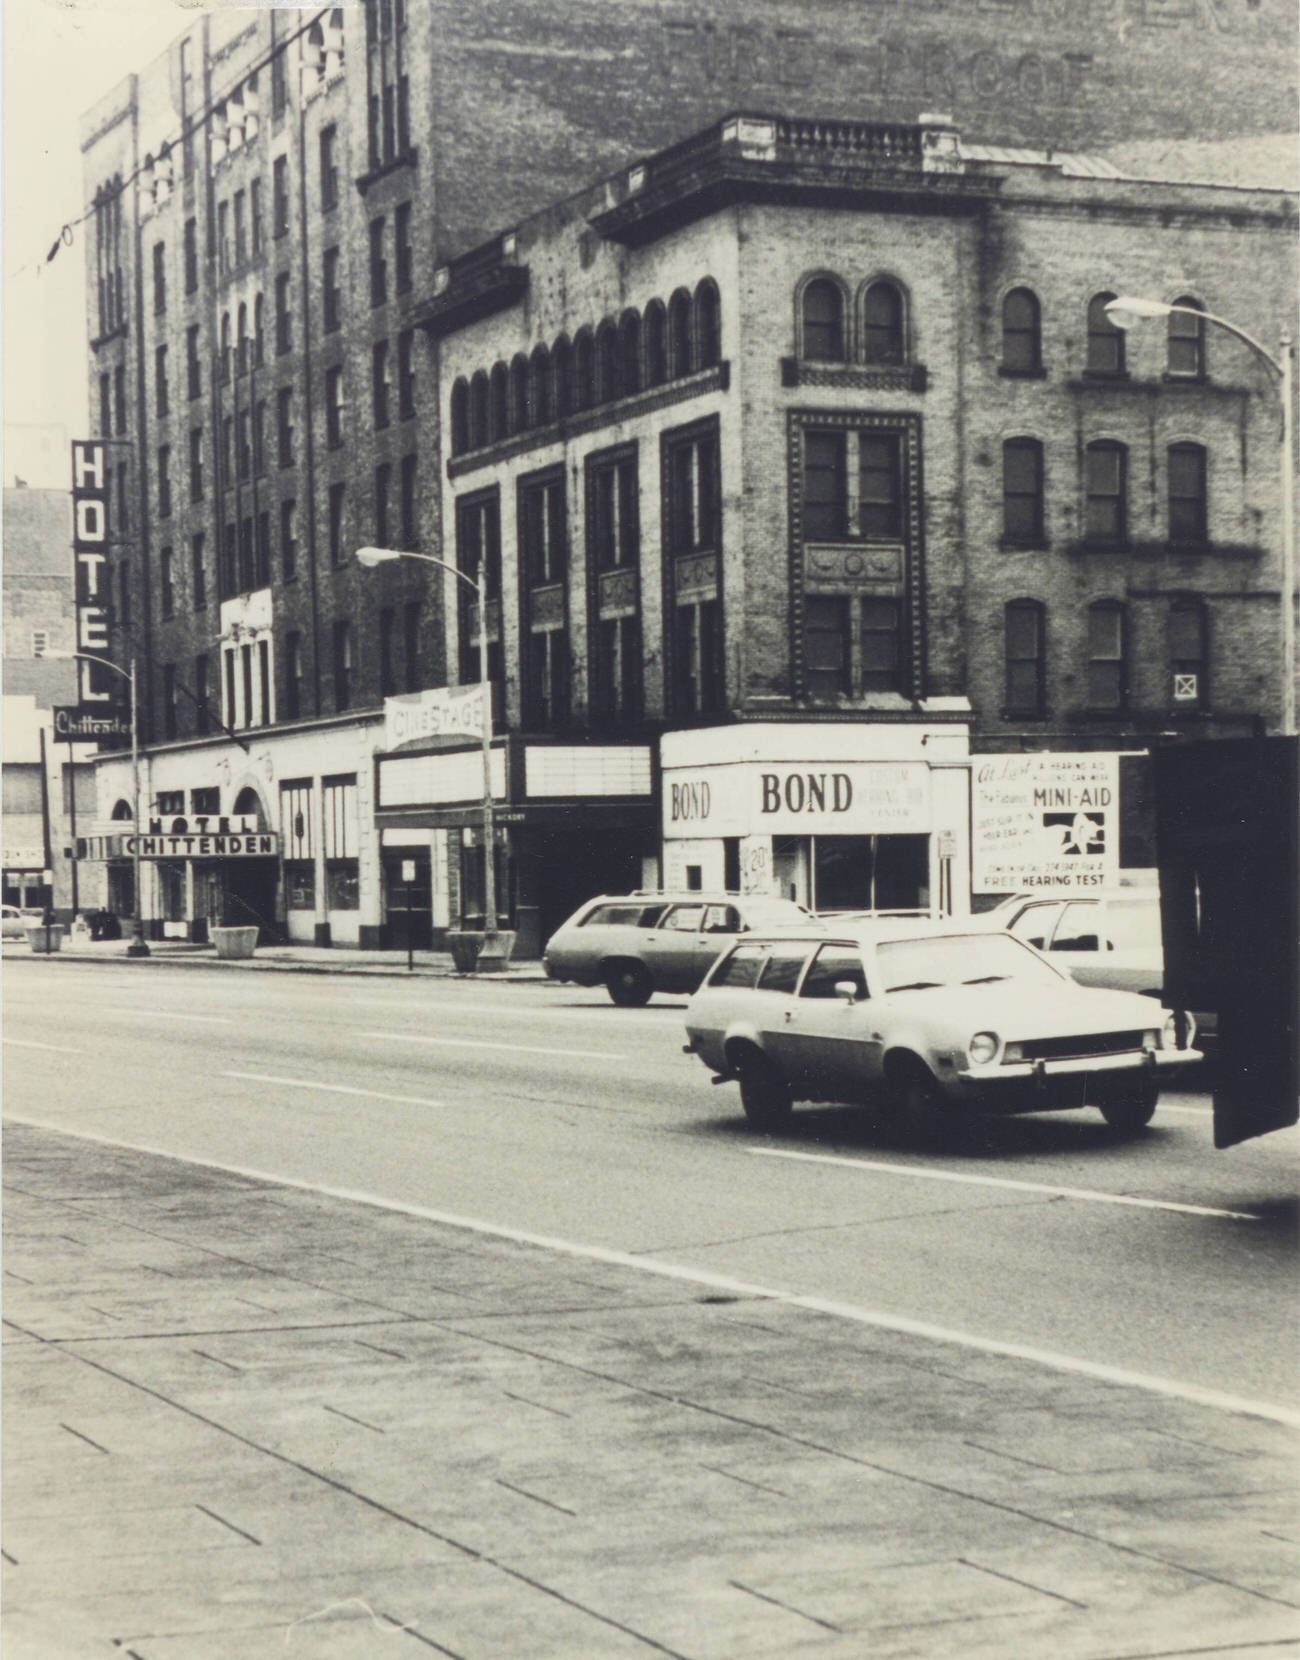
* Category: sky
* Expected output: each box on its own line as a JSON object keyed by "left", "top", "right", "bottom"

{"left": 2, "top": 1, "right": 259, "bottom": 489}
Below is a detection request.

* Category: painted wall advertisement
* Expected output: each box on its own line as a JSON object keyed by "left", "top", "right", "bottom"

{"left": 972, "top": 753, "right": 1119, "bottom": 893}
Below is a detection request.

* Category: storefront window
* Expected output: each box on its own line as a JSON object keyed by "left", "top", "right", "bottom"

{"left": 159, "top": 861, "right": 185, "bottom": 921}
{"left": 284, "top": 860, "right": 316, "bottom": 910}
{"left": 813, "top": 834, "right": 929, "bottom": 913}
{"left": 326, "top": 858, "right": 360, "bottom": 910}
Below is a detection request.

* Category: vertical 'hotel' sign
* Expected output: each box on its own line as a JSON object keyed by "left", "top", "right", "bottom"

{"left": 70, "top": 439, "right": 116, "bottom": 704}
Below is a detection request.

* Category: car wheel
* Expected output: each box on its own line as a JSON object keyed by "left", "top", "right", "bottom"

{"left": 604, "top": 960, "right": 653, "bottom": 1007}
{"left": 1097, "top": 1077, "right": 1158, "bottom": 1133}
{"left": 732, "top": 1046, "right": 792, "bottom": 1131}
{"left": 889, "top": 1056, "right": 962, "bottom": 1137}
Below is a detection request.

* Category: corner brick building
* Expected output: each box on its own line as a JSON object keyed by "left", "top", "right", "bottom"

{"left": 77, "top": 5, "right": 1297, "bottom": 950}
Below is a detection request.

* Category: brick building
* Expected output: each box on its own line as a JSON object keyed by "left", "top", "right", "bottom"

{"left": 77, "top": 6, "right": 1296, "bottom": 948}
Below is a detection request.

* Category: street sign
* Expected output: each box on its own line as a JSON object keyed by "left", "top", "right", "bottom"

{"left": 53, "top": 705, "right": 132, "bottom": 742}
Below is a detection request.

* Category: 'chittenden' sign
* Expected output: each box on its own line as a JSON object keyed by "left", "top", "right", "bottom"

{"left": 53, "top": 706, "right": 132, "bottom": 742}
{"left": 385, "top": 684, "right": 489, "bottom": 748}
{"left": 124, "top": 832, "right": 280, "bottom": 859}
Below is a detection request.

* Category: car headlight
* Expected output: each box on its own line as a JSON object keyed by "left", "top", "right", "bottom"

{"left": 1162, "top": 1011, "right": 1196, "bottom": 1051}
{"left": 1002, "top": 1041, "right": 1023, "bottom": 1063}
{"left": 968, "top": 1031, "right": 1000, "bottom": 1066}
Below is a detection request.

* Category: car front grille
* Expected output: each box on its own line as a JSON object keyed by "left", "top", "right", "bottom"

{"left": 1012, "top": 1031, "right": 1145, "bottom": 1063}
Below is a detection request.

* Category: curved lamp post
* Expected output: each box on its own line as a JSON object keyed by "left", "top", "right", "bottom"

{"left": 1105, "top": 296, "right": 1295, "bottom": 737}
{"left": 47, "top": 649, "right": 149, "bottom": 957}
{"left": 356, "top": 546, "right": 501, "bottom": 952}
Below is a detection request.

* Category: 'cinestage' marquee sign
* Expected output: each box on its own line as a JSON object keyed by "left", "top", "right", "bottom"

{"left": 70, "top": 440, "right": 118, "bottom": 706}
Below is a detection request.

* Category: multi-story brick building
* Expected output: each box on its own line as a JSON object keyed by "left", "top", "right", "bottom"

{"left": 76, "top": 5, "right": 1295, "bottom": 950}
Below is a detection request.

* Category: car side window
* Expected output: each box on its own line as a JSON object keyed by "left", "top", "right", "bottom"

{"left": 1053, "top": 901, "right": 1103, "bottom": 951}
{"left": 702, "top": 904, "right": 741, "bottom": 934}
{"left": 661, "top": 904, "right": 706, "bottom": 932}
{"left": 799, "top": 943, "right": 868, "bottom": 999}
{"left": 709, "top": 941, "right": 767, "bottom": 988}
{"left": 757, "top": 945, "right": 812, "bottom": 994}
{"left": 582, "top": 903, "right": 648, "bottom": 927}
{"left": 1008, "top": 902, "right": 1061, "bottom": 950}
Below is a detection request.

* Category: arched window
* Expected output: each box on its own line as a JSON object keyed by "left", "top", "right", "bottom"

{"left": 489, "top": 363, "right": 508, "bottom": 441}
{"left": 573, "top": 328, "right": 595, "bottom": 410}
{"left": 801, "top": 277, "right": 845, "bottom": 362}
{"left": 695, "top": 279, "right": 721, "bottom": 369}
{"left": 236, "top": 303, "right": 248, "bottom": 376}
{"left": 1086, "top": 293, "right": 1124, "bottom": 376}
{"left": 1169, "top": 598, "right": 1207, "bottom": 709}
{"left": 468, "top": 370, "right": 489, "bottom": 449}
{"left": 668, "top": 289, "right": 692, "bottom": 377}
{"left": 619, "top": 310, "right": 642, "bottom": 396}
{"left": 1168, "top": 442, "right": 1208, "bottom": 544}
{"left": 861, "top": 280, "right": 905, "bottom": 364}
{"left": 220, "top": 311, "right": 231, "bottom": 384}
{"left": 644, "top": 301, "right": 668, "bottom": 387}
{"left": 1001, "top": 288, "right": 1041, "bottom": 374}
{"left": 111, "top": 797, "right": 134, "bottom": 820}
{"left": 552, "top": 336, "right": 572, "bottom": 417}
{"left": 1002, "top": 438, "right": 1045, "bottom": 545}
{"left": 1086, "top": 600, "right": 1126, "bottom": 710}
{"left": 1167, "top": 297, "right": 1205, "bottom": 379}
{"left": 1005, "top": 600, "right": 1046, "bottom": 716}
{"left": 449, "top": 378, "right": 469, "bottom": 455}
{"left": 253, "top": 292, "right": 265, "bottom": 366}
{"left": 509, "top": 354, "right": 530, "bottom": 433}
{"left": 596, "top": 319, "right": 622, "bottom": 403}
{"left": 232, "top": 785, "right": 265, "bottom": 826}
{"left": 1084, "top": 440, "right": 1127, "bottom": 546}
{"left": 529, "top": 344, "right": 551, "bottom": 426}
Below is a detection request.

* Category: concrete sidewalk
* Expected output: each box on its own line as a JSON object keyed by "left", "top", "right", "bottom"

{"left": 4, "top": 1122, "right": 1297, "bottom": 1660}
{"left": 5, "top": 934, "right": 549, "bottom": 980}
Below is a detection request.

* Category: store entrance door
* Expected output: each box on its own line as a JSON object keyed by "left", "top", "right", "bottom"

{"left": 383, "top": 848, "right": 432, "bottom": 950}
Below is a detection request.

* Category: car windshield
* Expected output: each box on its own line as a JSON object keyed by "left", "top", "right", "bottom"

{"left": 878, "top": 933, "right": 1065, "bottom": 992}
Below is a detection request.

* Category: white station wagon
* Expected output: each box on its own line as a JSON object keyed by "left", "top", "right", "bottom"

{"left": 683, "top": 921, "right": 1199, "bottom": 1135}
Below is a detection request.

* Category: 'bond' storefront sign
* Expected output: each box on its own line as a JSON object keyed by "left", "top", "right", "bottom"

{"left": 664, "top": 762, "right": 932, "bottom": 837}
{"left": 972, "top": 752, "right": 1119, "bottom": 892}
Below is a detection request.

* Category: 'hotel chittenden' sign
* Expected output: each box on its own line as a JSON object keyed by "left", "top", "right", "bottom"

{"left": 70, "top": 440, "right": 119, "bottom": 707}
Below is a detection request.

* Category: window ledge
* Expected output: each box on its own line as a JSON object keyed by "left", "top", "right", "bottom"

{"left": 1065, "top": 538, "right": 1265, "bottom": 561}
{"left": 1162, "top": 371, "right": 1207, "bottom": 386}
{"left": 1079, "top": 369, "right": 1130, "bottom": 383}
{"left": 998, "top": 537, "right": 1050, "bottom": 552}
{"left": 355, "top": 148, "right": 419, "bottom": 195}
{"left": 997, "top": 365, "right": 1047, "bottom": 380}
{"left": 91, "top": 323, "right": 129, "bottom": 352}
{"left": 1001, "top": 708, "right": 1047, "bottom": 721}
{"left": 781, "top": 357, "right": 927, "bottom": 392}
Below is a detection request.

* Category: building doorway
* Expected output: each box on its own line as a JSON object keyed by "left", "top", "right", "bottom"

{"left": 382, "top": 847, "right": 433, "bottom": 950}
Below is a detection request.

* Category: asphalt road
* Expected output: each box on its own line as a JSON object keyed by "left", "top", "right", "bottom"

{"left": 4, "top": 959, "right": 1297, "bottom": 1414}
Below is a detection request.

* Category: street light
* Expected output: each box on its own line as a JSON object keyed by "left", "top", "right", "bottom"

{"left": 46, "top": 650, "right": 149, "bottom": 956}
{"left": 355, "top": 546, "right": 504, "bottom": 960}
{"left": 1106, "top": 296, "right": 1296, "bottom": 737}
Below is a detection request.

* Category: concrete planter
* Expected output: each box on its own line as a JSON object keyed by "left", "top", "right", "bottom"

{"left": 212, "top": 925, "right": 259, "bottom": 960}
{"left": 447, "top": 930, "right": 517, "bottom": 973}
{"left": 446, "top": 930, "right": 483, "bottom": 973}
{"left": 26, "top": 924, "right": 65, "bottom": 954}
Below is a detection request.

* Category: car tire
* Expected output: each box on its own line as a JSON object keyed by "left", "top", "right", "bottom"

{"left": 889, "top": 1056, "right": 961, "bottom": 1138}
{"left": 1097, "top": 1077, "right": 1158, "bottom": 1133}
{"left": 732, "top": 1046, "right": 792, "bottom": 1131}
{"left": 604, "top": 961, "right": 653, "bottom": 1007}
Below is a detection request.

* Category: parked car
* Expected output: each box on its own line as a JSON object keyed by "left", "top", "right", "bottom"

{"left": 544, "top": 892, "right": 815, "bottom": 1005}
{"left": 1, "top": 904, "right": 45, "bottom": 941}
{"left": 683, "top": 921, "right": 1199, "bottom": 1135}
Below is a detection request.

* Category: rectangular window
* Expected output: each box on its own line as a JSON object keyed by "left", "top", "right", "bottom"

{"left": 114, "top": 366, "right": 126, "bottom": 435}
{"left": 233, "top": 189, "right": 246, "bottom": 264}
{"left": 224, "top": 648, "right": 237, "bottom": 729}
{"left": 259, "top": 638, "right": 271, "bottom": 726}
{"left": 1087, "top": 605, "right": 1125, "bottom": 709}
{"left": 375, "top": 461, "right": 391, "bottom": 545}
{"left": 1168, "top": 444, "right": 1207, "bottom": 545}
{"left": 326, "top": 365, "right": 344, "bottom": 446}
{"left": 403, "top": 600, "right": 420, "bottom": 691}
{"left": 186, "top": 325, "right": 202, "bottom": 400}
{"left": 595, "top": 615, "right": 641, "bottom": 726}
{"left": 319, "top": 124, "right": 338, "bottom": 209}
{"left": 379, "top": 606, "right": 397, "bottom": 696}
{"left": 400, "top": 452, "right": 418, "bottom": 549}
{"left": 396, "top": 74, "right": 410, "bottom": 153}
{"left": 189, "top": 426, "right": 204, "bottom": 501}
{"left": 803, "top": 428, "right": 902, "bottom": 541}
{"left": 455, "top": 492, "right": 503, "bottom": 690}
{"left": 369, "top": 216, "right": 387, "bottom": 306}
{"left": 217, "top": 200, "right": 230, "bottom": 273}
{"left": 398, "top": 328, "right": 415, "bottom": 418}
{"left": 323, "top": 246, "right": 342, "bottom": 331}
{"left": 220, "top": 415, "right": 233, "bottom": 488}
{"left": 672, "top": 597, "right": 721, "bottom": 716}
{"left": 152, "top": 240, "right": 166, "bottom": 314}
{"left": 195, "top": 654, "right": 210, "bottom": 733}
{"left": 253, "top": 401, "right": 266, "bottom": 475}
{"left": 372, "top": 338, "right": 390, "bottom": 427}
{"left": 277, "top": 386, "right": 294, "bottom": 467}
{"left": 803, "top": 431, "right": 846, "bottom": 540}
{"left": 157, "top": 445, "right": 172, "bottom": 518}
{"left": 239, "top": 516, "right": 254, "bottom": 590}
{"left": 521, "top": 473, "right": 569, "bottom": 729}
{"left": 333, "top": 619, "right": 353, "bottom": 710}
{"left": 521, "top": 473, "right": 566, "bottom": 586}
{"left": 163, "top": 663, "right": 177, "bottom": 738}
{"left": 395, "top": 201, "right": 412, "bottom": 293}
{"left": 667, "top": 430, "right": 718, "bottom": 555}
{"left": 241, "top": 641, "right": 254, "bottom": 727}
{"left": 256, "top": 511, "right": 271, "bottom": 587}
{"left": 284, "top": 632, "right": 302, "bottom": 719}
{"left": 328, "top": 480, "right": 346, "bottom": 564}
{"left": 857, "top": 434, "right": 901, "bottom": 538}
{"left": 237, "top": 410, "right": 251, "bottom": 480}
{"left": 250, "top": 179, "right": 263, "bottom": 254}
{"left": 100, "top": 373, "right": 112, "bottom": 438}
{"left": 275, "top": 272, "right": 291, "bottom": 354}
{"left": 155, "top": 344, "right": 169, "bottom": 416}
{"left": 589, "top": 453, "right": 638, "bottom": 570}
{"left": 271, "top": 46, "right": 288, "bottom": 116}
{"left": 281, "top": 499, "right": 297, "bottom": 581}
{"left": 1169, "top": 602, "right": 1207, "bottom": 708}
{"left": 160, "top": 547, "right": 174, "bottom": 618}
{"left": 222, "top": 523, "right": 236, "bottom": 596}
{"left": 118, "top": 561, "right": 131, "bottom": 629}
{"left": 805, "top": 595, "right": 850, "bottom": 698}
{"left": 191, "top": 532, "right": 206, "bottom": 610}
{"left": 184, "top": 217, "right": 198, "bottom": 293}
{"left": 116, "top": 464, "right": 129, "bottom": 537}
{"left": 1002, "top": 439, "right": 1044, "bottom": 545}
{"left": 860, "top": 597, "right": 901, "bottom": 693}
{"left": 1085, "top": 444, "right": 1127, "bottom": 547}
{"left": 273, "top": 155, "right": 290, "bottom": 236}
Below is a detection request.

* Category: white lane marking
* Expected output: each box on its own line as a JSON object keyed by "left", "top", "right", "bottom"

{"left": 223, "top": 1071, "right": 444, "bottom": 1110}
{"left": 8, "top": 1116, "right": 1295, "bottom": 1430}
{"left": 3, "top": 1038, "right": 85, "bottom": 1054}
{"left": 106, "top": 1008, "right": 232, "bottom": 1023}
{"left": 1156, "top": 1103, "right": 1213, "bottom": 1116}
{"left": 358, "top": 1030, "right": 620, "bottom": 1062}
{"left": 747, "top": 1147, "right": 1258, "bottom": 1221}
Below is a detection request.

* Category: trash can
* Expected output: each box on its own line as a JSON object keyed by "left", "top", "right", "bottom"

{"left": 212, "top": 925, "right": 259, "bottom": 959}
{"left": 27, "top": 924, "right": 65, "bottom": 954}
